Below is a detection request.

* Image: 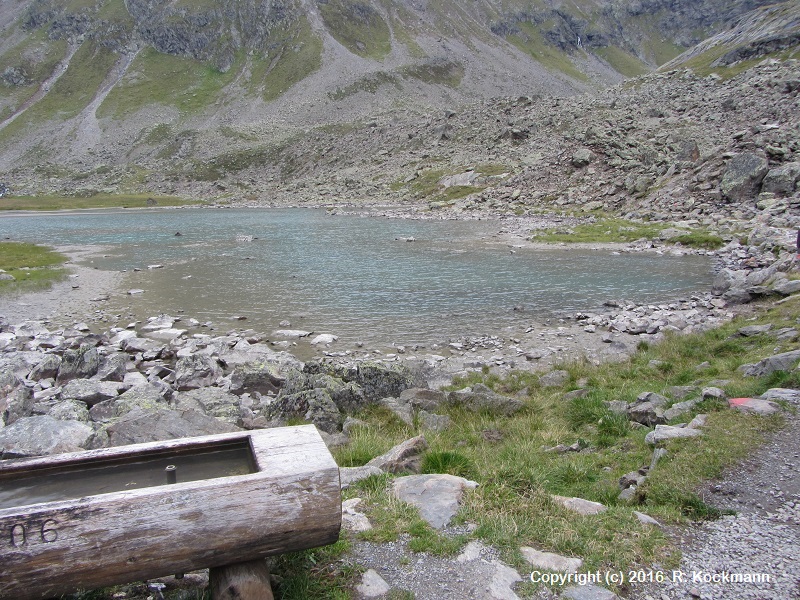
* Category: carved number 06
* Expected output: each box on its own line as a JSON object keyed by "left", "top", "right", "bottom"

{"left": 10, "top": 520, "right": 58, "bottom": 547}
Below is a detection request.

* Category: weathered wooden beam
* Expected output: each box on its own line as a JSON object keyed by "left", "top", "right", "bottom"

{"left": 210, "top": 559, "right": 274, "bottom": 600}
{"left": 0, "top": 426, "right": 341, "bottom": 600}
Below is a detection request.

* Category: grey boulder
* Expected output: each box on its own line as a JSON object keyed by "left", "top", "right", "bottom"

{"left": 0, "top": 415, "right": 96, "bottom": 458}
{"left": 104, "top": 407, "right": 240, "bottom": 446}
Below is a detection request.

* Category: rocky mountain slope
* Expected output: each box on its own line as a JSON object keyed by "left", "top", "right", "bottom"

{"left": 0, "top": 0, "right": 791, "bottom": 197}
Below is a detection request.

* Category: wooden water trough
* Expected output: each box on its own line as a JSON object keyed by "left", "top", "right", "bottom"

{"left": 0, "top": 425, "right": 341, "bottom": 599}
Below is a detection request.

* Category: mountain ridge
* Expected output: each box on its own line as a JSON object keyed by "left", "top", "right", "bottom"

{"left": 0, "top": 0, "right": 796, "bottom": 204}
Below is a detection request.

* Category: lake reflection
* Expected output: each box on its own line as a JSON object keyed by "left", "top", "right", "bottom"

{"left": 0, "top": 208, "right": 714, "bottom": 347}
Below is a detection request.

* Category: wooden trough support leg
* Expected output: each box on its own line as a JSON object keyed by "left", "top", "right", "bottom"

{"left": 209, "top": 559, "right": 275, "bottom": 600}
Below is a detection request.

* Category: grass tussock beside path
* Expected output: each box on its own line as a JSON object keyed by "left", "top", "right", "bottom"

{"left": 270, "top": 297, "right": 799, "bottom": 599}
{"left": 0, "top": 241, "right": 68, "bottom": 292}
{"left": 0, "top": 194, "right": 199, "bottom": 211}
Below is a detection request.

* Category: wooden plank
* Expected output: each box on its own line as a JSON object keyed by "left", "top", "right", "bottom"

{"left": 0, "top": 426, "right": 341, "bottom": 600}
{"left": 210, "top": 559, "right": 274, "bottom": 600}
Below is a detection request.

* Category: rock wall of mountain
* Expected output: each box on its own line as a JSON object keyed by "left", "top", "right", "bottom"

{"left": 14, "top": 0, "right": 782, "bottom": 72}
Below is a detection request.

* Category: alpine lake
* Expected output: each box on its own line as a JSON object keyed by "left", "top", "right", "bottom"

{"left": 0, "top": 207, "right": 715, "bottom": 354}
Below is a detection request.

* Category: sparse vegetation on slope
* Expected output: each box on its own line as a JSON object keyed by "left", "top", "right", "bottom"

{"left": 318, "top": 0, "right": 392, "bottom": 60}
{"left": 249, "top": 16, "right": 323, "bottom": 102}
{"left": 98, "top": 48, "right": 239, "bottom": 118}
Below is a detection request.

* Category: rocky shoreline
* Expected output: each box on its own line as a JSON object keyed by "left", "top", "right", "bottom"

{"left": 0, "top": 212, "right": 799, "bottom": 599}
{"left": 0, "top": 212, "right": 797, "bottom": 449}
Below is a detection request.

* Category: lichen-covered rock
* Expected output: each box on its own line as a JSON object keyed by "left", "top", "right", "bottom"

{"left": 628, "top": 392, "right": 669, "bottom": 426}
{"left": 645, "top": 424, "right": 703, "bottom": 445}
{"left": 392, "top": 473, "right": 478, "bottom": 528}
{"left": 228, "top": 360, "right": 285, "bottom": 395}
{"left": 48, "top": 399, "right": 91, "bottom": 422}
{"left": 89, "top": 383, "right": 170, "bottom": 422}
{"left": 399, "top": 388, "right": 448, "bottom": 411}
{"left": 267, "top": 388, "right": 342, "bottom": 433}
{"left": 366, "top": 435, "right": 428, "bottom": 474}
{"left": 57, "top": 345, "right": 100, "bottom": 384}
{"left": 95, "top": 353, "right": 129, "bottom": 382}
{"left": 1, "top": 386, "right": 34, "bottom": 426}
{"left": 761, "top": 162, "right": 800, "bottom": 196}
{"left": 278, "top": 368, "right": 369, "bottom": 414}
{"left": 572, "top": 148, "right": 594, "bottom": 167}
{"left": 104, "top": 407, "right": 239, "bottom": 446}
{"left": 0, "top": 415, "right": 96, "bottom": 458}
{"left": 447, "top": 384, "right": 523, "bottom": 415}
{"left": 739, "top": 349, "right": 800, "bottom": 377}
{"left": 539, "top": 369, "right": 569, "bottom": 387}
{"left": 720, "top": 152, "right": 769, "bottom": 201}
{"left": 1, "top": 351, "right": 48, "bottom": 379}
{"left": 173, "top": 387, "right": 242, "bottom": 425}
{"left": 355, "top": 362, "right": 418, "bottom": 402}
{"left": 28, "top": 354, "right": 62, "bottom": 381}
{"left": 60, "top": 379, "right": 120, "bottom": 406}
{"left": 174, "top": 354, "right": 223, "bottom": 390}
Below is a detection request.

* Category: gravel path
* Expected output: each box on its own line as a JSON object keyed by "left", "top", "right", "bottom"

{"left": 628, "top": 412, "right": 800, "bottom": 600}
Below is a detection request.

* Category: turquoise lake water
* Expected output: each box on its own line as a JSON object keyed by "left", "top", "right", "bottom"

{"left": 0, "top": 208, "right": 715, "bottom": 347}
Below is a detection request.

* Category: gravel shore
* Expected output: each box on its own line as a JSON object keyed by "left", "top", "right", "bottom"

{"left": 0, "top": 245, "right": 121, "bottom": 327}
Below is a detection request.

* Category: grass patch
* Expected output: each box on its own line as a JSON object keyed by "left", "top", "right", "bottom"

{"left": 594, "top": 46, "right": 649, "bottom": 78}
{"left": 329, "top": 71, "right": 399, "bottom": 101}
{"left": 318, "top": 0, "right": 392, "bottom": 60}
{"left": 399, "top": 59, "right": 464, "bottom": 88}
{"left": 0, "top": 30, "right": 68, "bottom": 117}
{"left": 269, "top": 538, "right": 356, "bottom": 600}
{"left": 0, "top": 194, "right": 197, "bottom": 210}
{"left": 507, "top": 22, "right": 588, "bottom": 82}
{"left": 250, "top": 16, "right": 323, "bottom": 102}
{"left": 0, "top": 242, "right": 67, "bottom": 292}
{"left": 532, "top": 217, "right": 724, "bottom": 249}
{"left": 98, "top": 48, "right": 239, "bottom": 118}
{"left": 666, "top": 43, "right": 800, "bottom": 81}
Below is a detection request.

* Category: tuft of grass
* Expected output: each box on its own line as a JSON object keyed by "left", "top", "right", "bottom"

{"left": 269, "top": 538, "right": 355, "bottom": 600}
{"left": 641, "top": 410, "right": 782, "bottom": 518}
{"left": 421, "top": 450, "right": 476, "bottom": 478}
{"left": 308, "top": 298, "right": 799, "bottom": 597}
